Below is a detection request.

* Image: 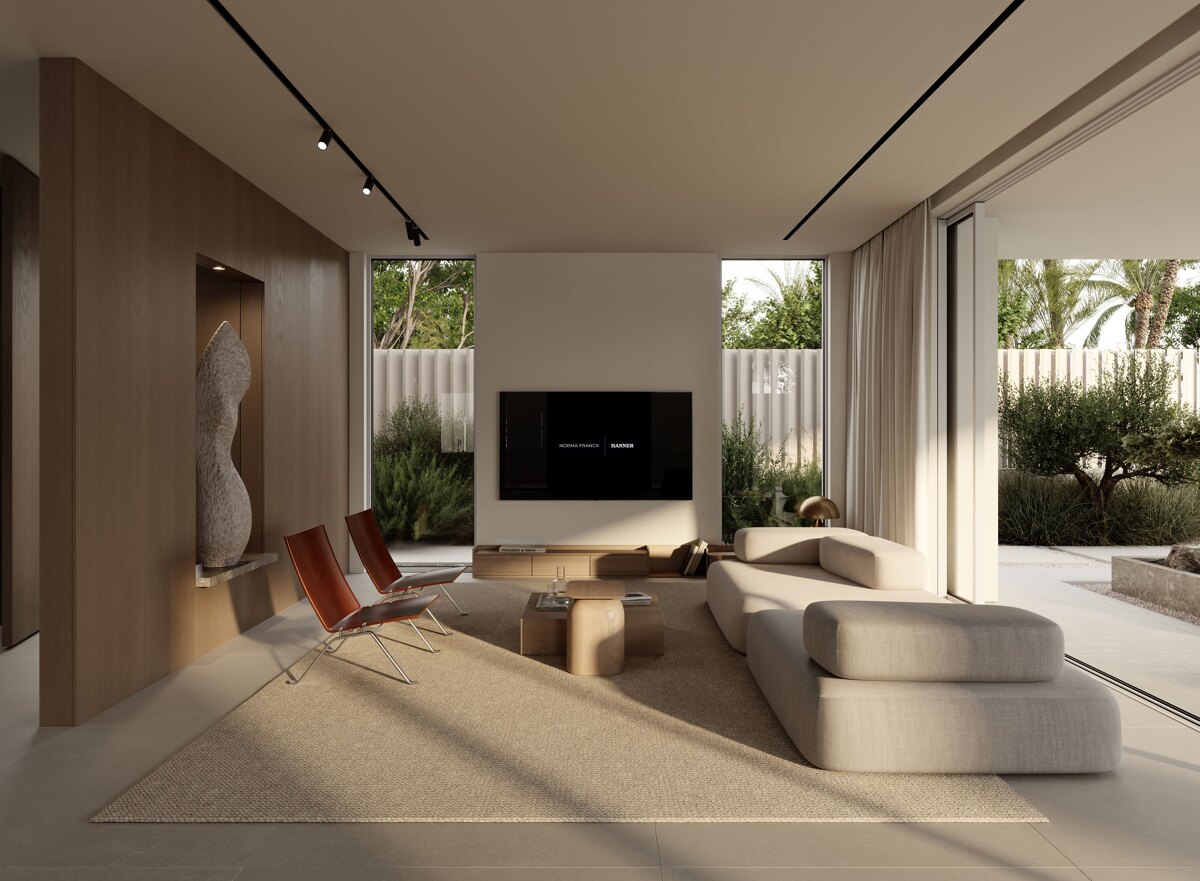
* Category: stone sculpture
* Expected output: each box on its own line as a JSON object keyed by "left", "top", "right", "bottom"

{"left": 196, "top": 321, "right": 252, "bottom": 568}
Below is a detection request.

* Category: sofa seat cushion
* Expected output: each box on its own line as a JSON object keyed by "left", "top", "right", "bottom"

{"left": 747, "top": 609, "right": 1121, "bottom": 774}
{"left": 818, "top": 533, "right": 927, "bottom": 590}
{"left": 802, "top": 601, "right": 1065, "bottom": 682}
{"left": 706, "top": 560, "right": 941, "bottom": 653}
{"left": 734, "top": 527, "right": 864, "bottom": 565}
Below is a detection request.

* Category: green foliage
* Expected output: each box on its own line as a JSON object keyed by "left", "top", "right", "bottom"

{"left": 374, "top": 397, "right": 443, "bottom": 459}
{"left": 998, "top": 472, "right": 1100, "bottom": 546}
{"left": 722, "top": 262, "right": 822, "bottom": 349}
{"left": 721, "top": 412, "right": 783, "bottom": 540}
{"left": 999, "top": 353, "right": 1200, "bottom": 517}
{"left": 997, "top": 260, "right": 1032, "bottom": 348}
{"left": 779, "top": 458, "right": 823, "bottom": 512}
{"left": 1164, "top": 282, "right": 1200, "bottom": 348}
{"left": 372, "top": 449, "right": 473, "bottom": 543}
{"left": 721, "top": 281, "right": 757, "bottom": 349}
{"left": 996, "top": 259, "right": 1119, "bottom": 349}
{"left": 1105, "top": 479, "right": 1200, "bottom": 546}
{"left": 372, "top": 398, "right": 473, "bottom": 543}
{"left": 720, "top": 411, "right": 822, "bottom": 541}
{"left": 999, "top": 472, "right": 1200, "bottom": 546}
{"left": 373, "top": 259, "right": 474, "bottom": 349}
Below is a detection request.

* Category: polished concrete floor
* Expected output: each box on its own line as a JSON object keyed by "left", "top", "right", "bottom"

{"left": 0, "top": 571, "right": 1198, "bottom": 880}
{"left": 998, "top": 545, "right": 1200, "bottom": 714}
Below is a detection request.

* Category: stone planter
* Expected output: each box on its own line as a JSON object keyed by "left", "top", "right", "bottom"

{"left": 1112, "top": 555, "right": 1200, "bottom": 618}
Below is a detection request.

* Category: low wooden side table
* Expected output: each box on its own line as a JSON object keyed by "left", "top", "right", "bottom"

{"left": 566, "top": 581, "right": 625, "bottom": 676}
{"left": 520, "top": 592, "right": 665, "bottom": 657}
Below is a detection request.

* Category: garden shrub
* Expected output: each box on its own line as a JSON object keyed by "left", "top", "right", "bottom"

{"left": 721, "top": 411, "right": 823, "bottom": 541}
{"left": 1104, "top": 479, "right": 1200, "bottom": 546}
{"left": 997, "top": 471, "right": 1100, "bottom": 546}
{"left": 999, "top": 353, "right": 1200, "bottom": 519}
{"left": 372, "top": 398, "right": 473, "bottom": 543}
{"left": 374, "top": 397, "right": 443, "bottom": 459}
{"left": 999, "top": 470, "right": 1200, "bottom": 546}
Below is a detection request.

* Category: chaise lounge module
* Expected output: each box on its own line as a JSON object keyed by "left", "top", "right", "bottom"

{"left": 747, "top": 601, "right": 1122, "bottom": 773}
{"left": 706, "top": 527, "right": 943, "bottom": 653}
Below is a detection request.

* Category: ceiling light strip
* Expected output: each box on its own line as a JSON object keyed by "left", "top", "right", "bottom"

{"left": 204, "top": 0, "right": 427, "bottom": 244}
{"left": 782, "top": 0, "right": 1027, "bottom": 241}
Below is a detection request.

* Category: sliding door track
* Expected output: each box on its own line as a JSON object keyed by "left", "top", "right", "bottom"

{"left": 1067, "top": 654, "right": 1200, "bottom": 730}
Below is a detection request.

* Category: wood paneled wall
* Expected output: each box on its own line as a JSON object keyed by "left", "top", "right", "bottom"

{"left": 40, "top": 59, "right": 349, "bottom": 725}
{"left": 2, "top": 154, "right": 40, "bottom": 649}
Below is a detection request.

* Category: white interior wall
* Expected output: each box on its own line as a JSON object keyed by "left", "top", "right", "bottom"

{"left": 474, "top": 253, "right": 721, "bottom": 546}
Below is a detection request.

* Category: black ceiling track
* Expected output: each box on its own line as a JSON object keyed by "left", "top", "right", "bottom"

{"left": 205, "top": 0, "right": 428, "bottom": 245}
{"left": 783, "top": 0, "right": 1027, "bottom": 241}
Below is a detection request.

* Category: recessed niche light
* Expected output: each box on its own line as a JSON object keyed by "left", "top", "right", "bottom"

{"left": 212, "top": 265, "right": 226, "bottom": 271}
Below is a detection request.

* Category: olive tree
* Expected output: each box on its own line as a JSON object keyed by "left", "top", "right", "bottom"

{"left": 999, "top": 353, "right": 1200, "bottom": 519}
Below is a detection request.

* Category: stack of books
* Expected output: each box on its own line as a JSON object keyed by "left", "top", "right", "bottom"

{"left": 680, "top": 539, "right": 709, "bottom": 576}
{"left": 621, "top": 591, "right": 652, "bottom": 606}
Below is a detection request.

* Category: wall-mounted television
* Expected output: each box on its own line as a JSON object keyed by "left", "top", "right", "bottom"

{"left": 500, "top": 391, "right": 692, "bottom": 500}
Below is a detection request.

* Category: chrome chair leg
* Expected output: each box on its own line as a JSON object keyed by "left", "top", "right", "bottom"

{"left": 408, "top": 619, "right": 439, "bottom": 653}
{"left": 441, "top": 585, "right": 467, "bottom": 615}
{"left": 425, "top": 608, "right": 450, "bottom": 636}
{"left": 325, "top": 634, "right": 349, "bottom": 653}
{"left": 285, "top": 634, "right": 337, "bottom": 684}
{"left": 367, "top": 630, "right": 414, "bottom": 683}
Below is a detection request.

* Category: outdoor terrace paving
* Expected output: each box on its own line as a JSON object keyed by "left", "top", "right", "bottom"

{"left": 999, "top": 545, "right": 1200, "bottom": 715}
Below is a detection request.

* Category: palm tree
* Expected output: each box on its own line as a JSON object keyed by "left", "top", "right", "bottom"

{"left": 1091, "top": 259, "right": 1196, "bottom": 349}
{"left": 1001, "top": 259, "right": 1123, "bottom": 348}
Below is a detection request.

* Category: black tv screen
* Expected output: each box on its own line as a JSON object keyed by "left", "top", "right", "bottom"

{"left": 500, "top": 392, "right": 692, "bottom": 500}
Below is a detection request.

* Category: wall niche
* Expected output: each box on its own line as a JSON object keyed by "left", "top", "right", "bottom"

{"left": 195, "top": 256, "right": 265, "bottom": 555}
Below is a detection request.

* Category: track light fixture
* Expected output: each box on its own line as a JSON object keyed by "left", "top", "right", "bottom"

{"left": 205, "top": 0, "right": 429, "bottom": 243}
{"left": 406, "top": 219, "right": 423, "bottom": 248}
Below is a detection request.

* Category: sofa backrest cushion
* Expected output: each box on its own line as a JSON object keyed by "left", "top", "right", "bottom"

{"left": 818, "top": 533, "right": 926, "bottom": 590}
{"left": 802, "top": 601, "right": 1065, "bottom": 682}
{"left": 734, "top": 527, "right": 864, "bottom": 565}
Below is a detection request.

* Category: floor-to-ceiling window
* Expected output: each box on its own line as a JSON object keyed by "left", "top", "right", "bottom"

{"left": 720, "top": 259, "right": 824, "bottom": 542}
{"left": 996, "top": 256, "right": 1200, "bottom": 717}
{"left": 371, "top": 258, "right": 475, "bottom": 564}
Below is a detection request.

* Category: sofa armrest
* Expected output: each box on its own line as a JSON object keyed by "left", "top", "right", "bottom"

{"left": 818, "top": 534, "right": 927, "bottom": 590}
{"left": 734, "top": 527, "right": 863, "bottom": 565}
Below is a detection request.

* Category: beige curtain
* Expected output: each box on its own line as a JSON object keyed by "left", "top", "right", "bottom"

{"left": 845, "top": 201, "right": 938, "bottom": 565}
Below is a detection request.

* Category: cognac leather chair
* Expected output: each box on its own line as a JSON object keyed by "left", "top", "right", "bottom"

{"left": 284, "top": 524, "right": 440, "bottom": 685}
{"left": 345, "top": 508, "right": 468, "bottom": 615}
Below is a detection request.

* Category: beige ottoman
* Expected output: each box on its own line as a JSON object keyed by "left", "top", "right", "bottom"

{"left": 747, "top": 603, "right": 1122, "bottom": 774}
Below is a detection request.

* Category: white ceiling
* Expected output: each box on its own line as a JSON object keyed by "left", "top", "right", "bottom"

{"left": 991, "top": 68, "right": 1200, "bottom": 259}
{"left": 0, "top": 0, "right": 1196, "bottom": 255}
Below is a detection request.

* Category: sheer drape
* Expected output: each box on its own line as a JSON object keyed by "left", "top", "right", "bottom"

{"left": 845, "top": 201, "right": 937, "bottom": 567}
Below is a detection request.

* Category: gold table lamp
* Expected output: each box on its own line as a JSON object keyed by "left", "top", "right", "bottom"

{"left": 797, "top": 496, "right": 840, "bottom": 527}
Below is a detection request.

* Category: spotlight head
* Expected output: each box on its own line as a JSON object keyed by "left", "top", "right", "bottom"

{"left": 317, "top": 128, "right": 332, "bottom": 151}
{"left": 406, "top": 219, "right": 422, "bottom": 247}
{"left": 362, "top": 176, "right": 375, "bottom": 196}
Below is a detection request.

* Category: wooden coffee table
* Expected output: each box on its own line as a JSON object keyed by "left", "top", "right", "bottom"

{"left": 519, "top": 590, "right": 665, "bottom": 656}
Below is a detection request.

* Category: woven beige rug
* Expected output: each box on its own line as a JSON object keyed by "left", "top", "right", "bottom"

{"left": 95, "top": 582, "right": 1045, "bottom": 823}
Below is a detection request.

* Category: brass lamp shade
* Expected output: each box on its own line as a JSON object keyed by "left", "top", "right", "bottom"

{"left": 797, "top": 496, "right": 840, "bottom": 524}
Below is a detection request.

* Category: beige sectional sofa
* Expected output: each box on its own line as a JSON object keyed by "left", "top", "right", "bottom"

{"left": 709, "top": 527, "right": 1122, "bottom": 773}
{"left": 706, "top": 527, "right": 942, "bottom": 653}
